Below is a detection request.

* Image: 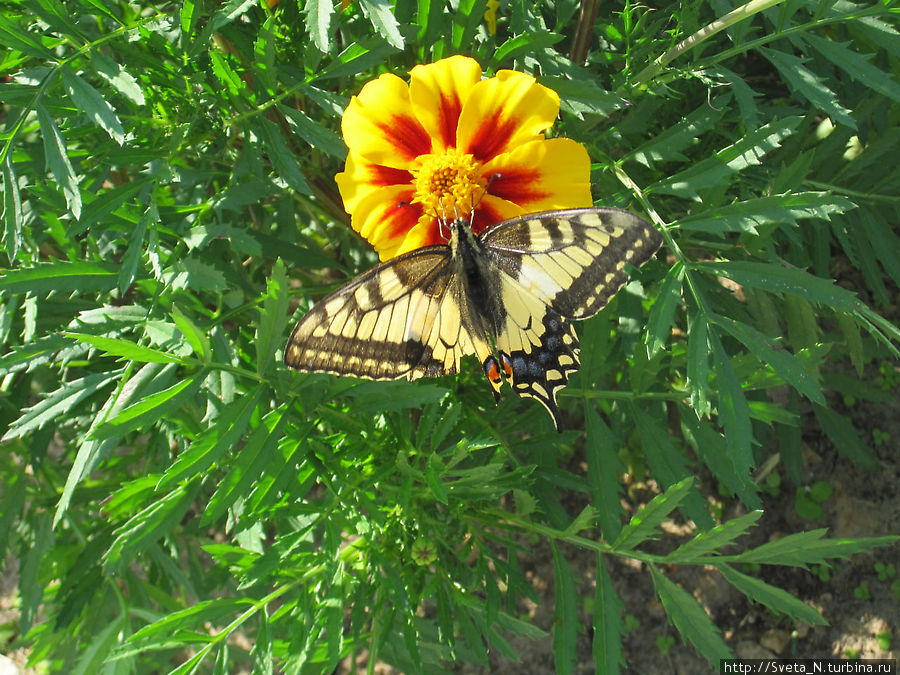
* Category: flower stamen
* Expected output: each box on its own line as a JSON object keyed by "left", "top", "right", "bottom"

{"left": 412, "top": 148, "right": 484, "bottom": 218}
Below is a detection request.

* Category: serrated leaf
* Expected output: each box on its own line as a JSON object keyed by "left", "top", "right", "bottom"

{"left": 493, "top": 31, "right": 563, "bottom": 63}
{"left": 0, "top": 13, "right": 54, "bottom": 58}
{"left": 157, "top": 386, "right": 263, "bottom": 489}
{"left": 303, "top": 0, "right": 334, "bottom": 52}
{"left": 36, "top": 103, "right": 82, "bottom": 218}
{"left": 667, "top": 511, "right": 763, "bottom": 562}
{"left": 717, "top": 564, "right": 825, "bottom": 624}
{"left": 92, "top": 51, "right": 145, "bottom": 105}
{"left": 118, "top": 598, "right": 249, "bottom": 652}
{"left": 649, "top": 118, "right": 800, "bottom": 198}
{"left": 256, "top": 258, "right": 289, "bottom": 375}
{"left": 89, "top": 372, "right": 204, "bottom": 441}
{"left": 203, "top": 404, "right": 288, "bottom": 524}
{"left": 713, "top": 315, "right": 825, "bottom": 405}
{"left": 278, "top": 104, "right": 346, "bottom": 159}
{"left": 61, "top": 66, "right": 125, "bottom": 144}
{"left": 612, "top": 477, "right": 694, "bottom": 551}
{"left": 551, "top": 542, "right": 577, "bottom": 675}
{"left": 628, "top": 101, "right": 724, "bottom": 169}
{"left": 649, "top": 566, "right": 732, "bottom": 666}
{"left": 64, "top": 332, "right": 184, "bottom": 364}
{"left": 687, "top": 314, "right": 711, "bottom": 415}
{"left": 811, "top": 404, "right": 877, "bottom": 470}
{"left": 171, "top": 305, "right": 210, "bottom": 362}
{"left": 677, "top": 192, "right": 856, "bottom": 234}
{"left": 805, "top": 34, "right": 900, "bottom": 104}
{"left": 2, "top": 154, "right": 23, "bottom": 260}
{"left": 585, "top": 407, "right": 625, "bottom": 542}
{"left": 358, "top": 0, "right": 404, "bottom": 49}
{"left": 646, "top": 261, "right": 684, "bottom": 355}
{"left": 594, "top": 554, "right": 626, "bottom": 673}
{"left": 710, "top": 331, "right": 754, "bottom": 477}
{"left": 119, "top": 200, "right": 156, "bottom": 292}
{"left": 761, "top": 46, "right": 856, "bottom": 129}
{"left": 2, "top": 371, "right": 119, "bottom": 441}
{"left": 727, "top": 529, "right": 898, "bottom": 568}
{"left": 258, "top": 118, "right": 311, "bottom": 195}
{"left": 634, "top": 408, "right": 712, "bottom": 529}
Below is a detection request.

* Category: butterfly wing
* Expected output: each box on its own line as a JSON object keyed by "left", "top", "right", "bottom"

{"left": 479, "top": 208, "right": 663, "bottom": 428}
{"left": 285, "top": 246, "right": 478, "bottom": 381}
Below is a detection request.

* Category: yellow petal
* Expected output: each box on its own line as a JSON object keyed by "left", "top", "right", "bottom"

{"left": 480, "top": 138, "right": 592, "bottom": 212}
{"left": 457, "top": 70, "right": 561, "bottom": 162}
{"left": 349, "top": 185, "right": 430, "bottom": 260}
{"left": 409, "top": 56, "right": 483, "bottom": 151}
{"left": 341, "top": 72, "right": 432, "bottom": 169}
{"left": 336, "top": 152, "right": 414, "bottom": 215}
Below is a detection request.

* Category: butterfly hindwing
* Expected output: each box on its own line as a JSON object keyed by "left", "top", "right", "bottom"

{"left": 285, "top": 247, "right": 475, "bottom": 380}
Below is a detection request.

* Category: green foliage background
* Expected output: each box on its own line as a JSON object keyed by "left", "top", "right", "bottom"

{"left": 1, "top": 0, "right": 899, "bottom": 672}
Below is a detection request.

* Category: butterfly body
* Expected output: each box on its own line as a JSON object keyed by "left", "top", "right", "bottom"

{"left": 285, "top": 208, "right": 663, "bottom": 430}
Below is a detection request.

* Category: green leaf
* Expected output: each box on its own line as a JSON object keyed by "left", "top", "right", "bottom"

{"left": 171, "top": 306, "right": 211, "bottom": 362}
{"left": 585, "top": 407, "right": 625, "bottom": 542}
{"left": 278, "top": 104, "right": 346, "bottom": 159}
{"left": 258, "top": 118, "right": 311, "bottom": 195}
{"left": 710, "top": 331, "right": 754, "bottom": 477}
{"left": 593, "top": 555, "right": 625, "bottom": 673}
{"left": 667, "top": 511, "right": 763, "bottom": 562}
{"left": 2, "top": 154, "right": 23, "bottom": 260}
{"left": 760, "top": 46, "right": 856, "bottom": 129}
{"left": 64, "top": 332, "right": 183, "bottom": 364}
{"left": 811, "top": 404, "right": 877, "bottom": 470}
{"left": 717, "top": 564, "right": 825, "bottom": 624}
{"left": 0, "top": 260, "right": 120, "bottom": 295}
{"left": 805, "top": 35, "right": 900, "bottom": 104}
{"left": 89, "top": 373, "right": 205, "bottom": 441}
{"left": 713, "top": 315, "right": 825, "bottom": 404}
{"left": 677, "top": 192, "right": 855, "bottom": 234}
{"left": 359, "top": 0, "right": 404, "bottom": 49}
{"left": 687, "top": 314, "right": 711, "bottom": 416}
{"left": 119, "top": 199, "right": 156, "bottom": 292}
{"left": 256, "top": 258, "right": 290, "bottom": 376}
{"left": 92, "top": 51, "right": 145, "bottom": 105}
{"left": 649, "top": 118, "right": 800, "bottom": 198}
{"left": 646, "top": 261, "right": 684, "bottom": 355}
{"left": 119, "top": 598, "right": 249, "bottom": 652}
{"left": 727, "top": 530, "right": 898, "bottom": 568}
{"left": 0, "top": 13, "right": 54, "bottom": 57}
{"left": 612, "top": 477, "right": 694, "bottom": 551}
{"left": 36, "top": 103, "right": 82, "bottom": 218}
{"left": 303, "top": 0, "right": 334, "bottom": 52}
{"left": 203, "top": 404, "right": 288, "bottom": 524}
{"left": 2, "top": 371, "right": 119, "bottom": 441}
{"left": 551, "top": 542, "right": 577, "bottom": 675}
{"left": 493, "top": 31, "right": 564, "bottom": 64}
{"left": 61, "top": 66, "right": 126, "bottom": 145}
{"left": 157, "top": 386, "right": 263, "bottom": 489}
{"left": 627, "top": 101, "right": 724, "bottom": 169}
{"left": 649, "top": 565, "right": 732, "bottom": 666}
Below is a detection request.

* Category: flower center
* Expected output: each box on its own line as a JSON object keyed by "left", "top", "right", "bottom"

{"left": 411, "top": 148, "right": 484, "bottom": 217}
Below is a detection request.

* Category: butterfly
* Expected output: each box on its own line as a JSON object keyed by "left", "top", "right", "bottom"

{"left": 284, "top": 207, "right": 663, "bottom": 431}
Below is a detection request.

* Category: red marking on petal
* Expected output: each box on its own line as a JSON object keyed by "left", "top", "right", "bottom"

{"left": 382, "top": 201, "right": 423, "bottom": 241}
{"left": 467, "top": 112, "right": 518, "bottom": 163}
{"left": 436, "top": 93, "right": 463, "bottom": 149}
{"left": 369, "top": 165, "right": 414, "bottom": 187}
{"left": 376, "top": 115, "right": 432, "bottom": 162}
{"left": 489, "top": 168, "right": 549, "bottom": 204}
{"left": 470, "top": 203, "right": 504, "bottom": 235}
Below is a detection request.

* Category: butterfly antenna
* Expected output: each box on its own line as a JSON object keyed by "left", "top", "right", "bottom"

{"left": 469, "top": 172, "right": 501, "bottom": 229}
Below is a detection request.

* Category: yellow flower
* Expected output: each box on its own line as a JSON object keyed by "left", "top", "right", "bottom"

{"left": 335, "top": 55, "right": 593, "bottom": 261}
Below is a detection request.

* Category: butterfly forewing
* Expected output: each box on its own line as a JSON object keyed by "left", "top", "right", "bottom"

{"left": 285, "top": 247, "right": 473, "bottom": 380}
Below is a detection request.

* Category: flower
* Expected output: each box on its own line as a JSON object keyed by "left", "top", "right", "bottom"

{"left": 335, "top": 55, "right": 593, "bottom": 261}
